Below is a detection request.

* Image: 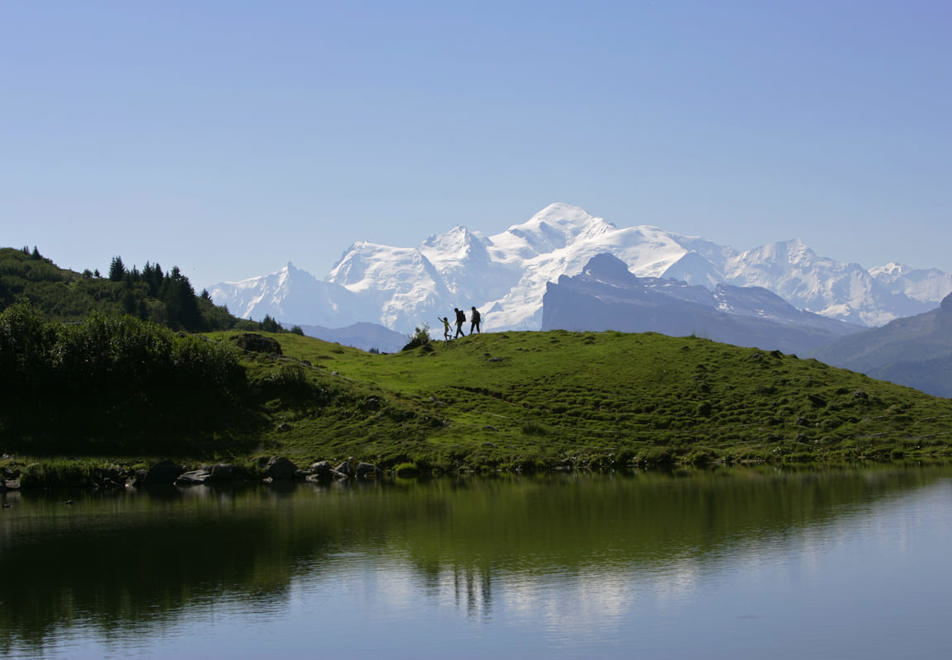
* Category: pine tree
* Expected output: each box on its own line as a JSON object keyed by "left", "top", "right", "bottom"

{"left": 109, "top": 256, "right": 127, "bottom": 282}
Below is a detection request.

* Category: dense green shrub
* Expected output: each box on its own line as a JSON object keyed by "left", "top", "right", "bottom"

{"left": 0, "top": 305, "right": 252, "bottom": 454}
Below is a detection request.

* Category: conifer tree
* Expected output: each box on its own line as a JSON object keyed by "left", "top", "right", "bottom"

{"left": 109, "top": 256, "right": 127, "bottom": 282}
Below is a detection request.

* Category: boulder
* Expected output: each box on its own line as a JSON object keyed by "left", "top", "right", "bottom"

{"left": 175, "top": 470, "right": 211, "bottom": 486}
{"left": 334, "top": 460, "right": 354, "bottom": 478}
{"left": 310, "top": 460, "right": 331, "bottom": 472}
{"left": 93, "top": 467, "right": 125, "bottom": 490}
{"left": 355, "top": 462, "right": 383, "bottom": 480}
{"left": 229, "top": 333, "right": 282, "bottom": 355}
{"left": 143, "top": 461, "right": 185, "bottom": 486}
{"left": 309, "top": 461, "right": 349, "bottom": 480}
{"left": 266, "top": 456, "right": 299, "bottom": 481}
{"left": 207, "top": 463, "right": 237, "bottom": 483}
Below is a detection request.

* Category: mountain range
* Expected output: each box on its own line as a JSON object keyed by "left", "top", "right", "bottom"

{"left": 209, "top": 203, "right": 952, "bottom": 334}
{"left": 814, "top": 293, "right": 952, "bottom": 397}
{"left": 542, "top": 253, "right": 857, "bottom": 355}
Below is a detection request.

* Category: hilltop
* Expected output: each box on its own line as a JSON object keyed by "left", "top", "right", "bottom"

{"left": 4, "top": 316, "right": 952, "bottom": 480}
{"left": 208, "top": 329, "right": 952, "bottom": 471}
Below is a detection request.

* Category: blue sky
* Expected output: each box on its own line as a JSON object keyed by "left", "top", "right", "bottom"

{"left": 2, "top": 1, "right": 951, "bottom": 290}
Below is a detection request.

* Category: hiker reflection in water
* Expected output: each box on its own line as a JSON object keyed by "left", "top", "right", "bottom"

{"left": 470, "top": 306, "right": 481, "bottom": 335}
{"left": 454, "top": 307, "right": 466, "bottom": 338}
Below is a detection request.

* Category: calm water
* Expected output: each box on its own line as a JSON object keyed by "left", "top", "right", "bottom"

{"left": 3, "top": 468, "right": 952, "bottom": 659}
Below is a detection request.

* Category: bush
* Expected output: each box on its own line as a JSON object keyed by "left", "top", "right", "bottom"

{"left": 0, "top": 306, "right": 250, "bottom": 454}
{"left": 521, "top": 421, "right": 548, "bottom": 436}
{"left": 393, "top": 462, "right": 419, "bottom": 478}
{"left": 402, "top": 325, "right": 431, "bottom": 351}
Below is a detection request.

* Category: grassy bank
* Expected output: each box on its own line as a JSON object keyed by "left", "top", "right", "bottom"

{"left": 4, "top": 329, "right": 952, "bottom": 486}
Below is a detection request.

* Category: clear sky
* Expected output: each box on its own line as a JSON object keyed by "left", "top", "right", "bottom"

{"left": 2, "top": 1, "right": 951, "bottom": 291}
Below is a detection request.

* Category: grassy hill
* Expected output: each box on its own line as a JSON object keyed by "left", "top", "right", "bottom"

{"left": 4, "top": 242, "right": 952, "bottom": 475}
{"left": 213, "top": 329, "right": 952, "bottom": 471}
{"left": 0, "top": 246, "right": 273, "bottom": 332}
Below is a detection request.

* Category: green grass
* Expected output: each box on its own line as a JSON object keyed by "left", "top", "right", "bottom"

{"left": 202, "top": 329, "right": 952, "bottom": 471}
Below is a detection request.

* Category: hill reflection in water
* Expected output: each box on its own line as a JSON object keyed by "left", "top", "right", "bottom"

{"left": 1, "top": 467, "right": 949, "bottom": 658}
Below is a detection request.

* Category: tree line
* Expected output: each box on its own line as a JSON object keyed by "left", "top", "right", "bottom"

{"left": 0, "top": 246, "right": 298, "bottom": 334}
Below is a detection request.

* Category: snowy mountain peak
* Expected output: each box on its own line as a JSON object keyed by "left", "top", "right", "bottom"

{"left": 869, "top": 262, "right": 952, "bottom": 303}
{"left": 745, "top": 238, "right": 815, "bottom": 266}
{"left": 869, "top": 262, "right": 907, "bottom": 280}
{"left": 420, "top": 225, "right": 486, "bottom": 260}
{"left": 210, "top": 203, "right": 952, "bottom": 334}
{"left": 492, "top": 203, "right": 613, "bottom": 259}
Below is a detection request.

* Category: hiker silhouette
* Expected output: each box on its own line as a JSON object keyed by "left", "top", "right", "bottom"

{"left": 454, "top": 307, "right": 466, "bottom": 338}
{"left": 470, "top": 306, "right": 481, "bottom": 335}
{"left": 440, "top": 316, "right": 451, "bottom": 341}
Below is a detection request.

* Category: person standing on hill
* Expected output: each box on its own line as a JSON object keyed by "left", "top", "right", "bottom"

{"left": 470, "top": 306, "right": 481, "bottom": 335}
{"left": 454, "top": 307, "right": 466, "bottom": 338}
{"left": 440, "top": 316, "right": 451, "bottom": 341}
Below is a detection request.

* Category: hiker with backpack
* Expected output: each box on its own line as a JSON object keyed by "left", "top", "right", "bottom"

{"left": 454, "top": 307, "right": 466, "bottom": 338}
{"left": 470, "top": 306, "right": 481, "bottom": 335}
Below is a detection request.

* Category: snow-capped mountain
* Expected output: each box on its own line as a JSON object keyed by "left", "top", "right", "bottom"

{"left": 207, "top": 261, "right": 375, "bottom": 327}
{"left": 209, "top": 203, "right": 952, "bottom": 333}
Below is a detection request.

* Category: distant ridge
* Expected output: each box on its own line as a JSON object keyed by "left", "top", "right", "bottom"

{"left": 815, "top": 293, "right": 952, "bottom": 397}
{"left": 542, "top": 254, "right": 858, "bottom": 355}
{"left": 297, "top": 322, "right": 406, "bottom": 353}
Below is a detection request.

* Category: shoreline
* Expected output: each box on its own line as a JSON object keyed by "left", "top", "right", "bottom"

{"left": 3, "top": 452, "right": 949, "bottom": 492}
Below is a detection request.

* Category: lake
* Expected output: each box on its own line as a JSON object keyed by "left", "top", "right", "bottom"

{"left": 3, "top": 467, "right": 952, "bottom": 659}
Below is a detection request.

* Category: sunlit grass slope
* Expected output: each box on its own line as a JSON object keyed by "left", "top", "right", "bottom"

{"left": 214, "top": 329, "right": 952, "bottom": 470}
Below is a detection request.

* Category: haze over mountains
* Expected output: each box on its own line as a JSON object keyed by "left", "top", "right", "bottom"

{"left": 209, "top": 203, "right": 952, "bottom": 334}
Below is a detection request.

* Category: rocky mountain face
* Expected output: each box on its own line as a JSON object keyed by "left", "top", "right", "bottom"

{"left": 542, "top": 254, "right": 859, "bottom": 355}
{"left": 209, "top": 203, "right": 952, "bottom": 334}
{"left": 813, "top": 292, "right": 952, "bottom": 397}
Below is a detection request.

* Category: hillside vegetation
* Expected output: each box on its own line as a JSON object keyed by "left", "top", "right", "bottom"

{"left": 3, "top": 242, "right": 952, "bottom": 473}
{"left": 0, "top": 246, "right": 280, "bottom": 332}
{"left": 211, "top": 329, "right": 952, "bottom": 471}
{"left": 0, "top": 305, "right": 254, "bottom": 455}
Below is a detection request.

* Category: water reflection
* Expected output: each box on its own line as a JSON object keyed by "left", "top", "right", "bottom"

{"left": 1, "top": 467, "right": 950, "bottom": 657}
